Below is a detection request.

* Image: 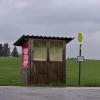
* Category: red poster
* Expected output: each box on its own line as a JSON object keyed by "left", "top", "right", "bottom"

{"left": 22, "top": 41, "right": 29, "bottom": 68}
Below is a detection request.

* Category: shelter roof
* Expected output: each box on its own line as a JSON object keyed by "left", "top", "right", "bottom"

{"left": 14, "top": 35, "right": 74, "bottom": 46}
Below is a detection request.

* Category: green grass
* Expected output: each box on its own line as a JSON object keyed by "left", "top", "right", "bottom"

{"left": 0, "top": 57, "right": 100, "bottom": 86}
{"left": 67, "top": 59, "right": 100, "bottom": 86}
{"left": 0, "top": 57, "right": 24, "bottom": 86}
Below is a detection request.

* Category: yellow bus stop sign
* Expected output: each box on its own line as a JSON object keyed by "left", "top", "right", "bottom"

{"left": 78, "top": 32, "right": 83, "bottom": 44}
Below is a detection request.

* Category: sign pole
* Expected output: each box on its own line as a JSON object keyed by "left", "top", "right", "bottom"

{"left": 77, "top": 32, "right": 83, "bottom": 87}
{"left": 78, "top": 44, "right": 82, "bottom": 86}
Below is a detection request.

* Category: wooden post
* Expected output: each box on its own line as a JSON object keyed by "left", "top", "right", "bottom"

{"left": 47, "top": 41, "right": 49, "bottom": 61}
{"left": 28, "top": 39, "right": 32, "bottom": 84}
{"left": 63, "top": 41, "right": 66, "bottom": 85}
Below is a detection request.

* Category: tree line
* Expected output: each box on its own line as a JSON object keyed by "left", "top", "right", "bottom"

{"left": 0, "top": 43, "right": 19, "bottom": 57}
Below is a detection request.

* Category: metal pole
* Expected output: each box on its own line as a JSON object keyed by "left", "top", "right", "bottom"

{"left": 78, "top": 44, "right": 82, "bottom": 86}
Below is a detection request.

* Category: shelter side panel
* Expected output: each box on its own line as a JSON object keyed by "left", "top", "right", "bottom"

{"left": 30, "top": 61, "right": 65, "bottom": 84}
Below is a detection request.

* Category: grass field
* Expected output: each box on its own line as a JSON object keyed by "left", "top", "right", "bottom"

{"left": 67, "top": 59, "right": 100, "bottom": 86}
{"left": 0, "top": 57, "right": 24, "bottom": 86}
{"left": 0, "top": 57, "right": 100, "bottom": 86}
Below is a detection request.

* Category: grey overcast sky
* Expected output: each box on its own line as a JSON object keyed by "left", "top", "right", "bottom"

{"left": 0, "top": 0, "right": 100, "bottom": 59}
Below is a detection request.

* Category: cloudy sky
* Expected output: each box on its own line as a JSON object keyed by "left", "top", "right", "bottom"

{"left": 0, "top": 0, "right": 100, "bottom": 59}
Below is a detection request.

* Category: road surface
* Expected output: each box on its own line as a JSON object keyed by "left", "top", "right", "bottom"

{"left": 0, "top": 87, "right": 100, "bottom": 100}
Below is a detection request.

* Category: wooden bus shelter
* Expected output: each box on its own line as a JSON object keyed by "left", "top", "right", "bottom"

{"left": 14, "top": 35, "right": 73, "bottom": 85}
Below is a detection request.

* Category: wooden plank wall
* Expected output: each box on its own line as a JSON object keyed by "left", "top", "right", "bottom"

{"left": 31, "top": 61, "right": 65, "bottom": 84}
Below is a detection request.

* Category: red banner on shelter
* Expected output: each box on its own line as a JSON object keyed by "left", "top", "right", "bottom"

{"left": 22, "top": 41, "right": 29, "bottom": 68}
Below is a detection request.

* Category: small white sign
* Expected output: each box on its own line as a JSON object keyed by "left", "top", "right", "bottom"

{"left": 77, "top": 56, "right": 84, "bottom": 61}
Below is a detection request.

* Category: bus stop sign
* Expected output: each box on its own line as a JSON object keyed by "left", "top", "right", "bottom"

{"left": 78, "top": 32, "right": 83, "bottom": 44}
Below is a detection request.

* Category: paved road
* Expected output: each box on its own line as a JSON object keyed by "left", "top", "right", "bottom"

{"left": 0, "top": 87, "right": 100, "bottom": 100}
